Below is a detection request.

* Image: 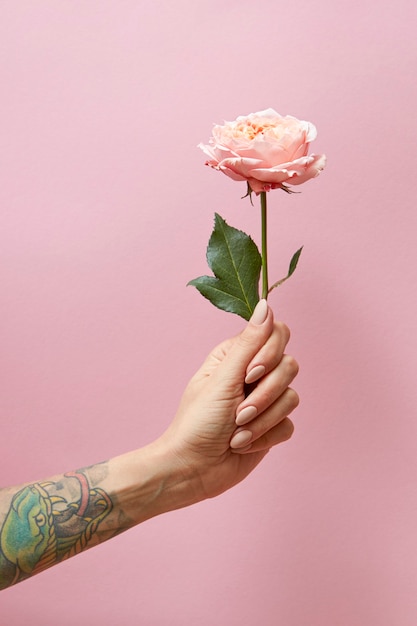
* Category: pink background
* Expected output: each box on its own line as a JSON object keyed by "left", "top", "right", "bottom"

{"left": 1, "top": 1, "right": 416, "bottom": 624}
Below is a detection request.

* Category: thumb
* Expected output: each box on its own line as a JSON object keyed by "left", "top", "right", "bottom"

{"left": 218, "top": 300, "right": 274, "bottom": 380}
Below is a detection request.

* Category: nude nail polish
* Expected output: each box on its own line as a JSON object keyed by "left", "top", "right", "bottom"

{"left": 245, "top": 364, "right": 266, "bottom": 385}
{"left": 249, "top": 299, "right": 268, "bottom": 325}
{"left": 231, "top": 444, "right": 253, "bottom": 454}
{"left": 230, "top": 429, "right": 253, "bottom": 449}
{"left": 235, "top": 405, "right": 258, "bottom": 426}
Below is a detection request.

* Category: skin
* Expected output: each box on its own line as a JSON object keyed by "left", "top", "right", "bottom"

{"left": 1, "top": 484, "right": 54, "bottom": 574}
{"left": 0, "top": 301, "right": 299, "bottom": 589}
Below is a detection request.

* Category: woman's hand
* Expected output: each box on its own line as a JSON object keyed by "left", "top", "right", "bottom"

{"left": 157, "top": 300, "right": 299, "bottom": 503}
{"left": 0, "top": 300, "right": 299, "bottom": 589}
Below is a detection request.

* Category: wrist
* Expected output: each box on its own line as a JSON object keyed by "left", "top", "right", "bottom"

{"left": 105, "top": 439, "right": 202, "bottom": 527}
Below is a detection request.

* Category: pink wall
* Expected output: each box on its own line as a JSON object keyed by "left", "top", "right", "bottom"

{"left": 1, "top": 1, "right": 416, "bottom": 624}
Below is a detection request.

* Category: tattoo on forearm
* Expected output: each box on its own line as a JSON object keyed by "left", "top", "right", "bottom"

{"left": 0, "top": 470, "right": 112, "bottom": 589}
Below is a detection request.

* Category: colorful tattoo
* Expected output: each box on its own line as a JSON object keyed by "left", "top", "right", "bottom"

{"left": 0, "top": 470, "right": 112, "bottom": 589}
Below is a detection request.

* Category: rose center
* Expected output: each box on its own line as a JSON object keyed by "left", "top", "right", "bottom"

{"left": 234, "top": 119, "right": 282, "bottom": 141}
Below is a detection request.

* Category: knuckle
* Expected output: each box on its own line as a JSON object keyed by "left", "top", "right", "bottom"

{"left": 285, "top": 388, "right": 300, "bottom": 411}
{"left": 282, "top": 354, "right": 299, "bottom": 379}
{"left": 281, "top": 418, "right": 295, "bottom": 441}
{"left": 257, "top": 386, "right": 276, "bottom": 408}
{"left": 264, "top": 418, "right": 295, "bottom": 448}
{"left": 236, "top": 326, "right": 262, "bottom": 351}
{"left": 275, "top": 321, "right": 291, "bottom": 344}
{"left": 236, "top": 333, "right": 253, "bottom": 350}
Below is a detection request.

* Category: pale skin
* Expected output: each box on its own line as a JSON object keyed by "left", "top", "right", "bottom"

{"left": 0, "top": 300, "right": 299, "bottom": 589}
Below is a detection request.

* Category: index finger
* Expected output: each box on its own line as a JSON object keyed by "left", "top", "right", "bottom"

{"left": 244, "top": 320, "right": 291, "bottom": 385}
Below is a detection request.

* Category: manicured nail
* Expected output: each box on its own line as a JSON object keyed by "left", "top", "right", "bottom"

{"left": 230, "top": 429, "right": 252, "bottom": 449}
{"left": 249, "top": 299, "right": 268, "bottom": 325}
{"left": 235, "top": 405, "right": 258, "bottom": 426}
{"left": 245, "top": 364, "right": 265, "bottom": 385}
{"left": 231, "top": 444, "right": 253, "bottom": 454}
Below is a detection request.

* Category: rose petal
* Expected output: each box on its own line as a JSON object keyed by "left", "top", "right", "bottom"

{"left": 285, "top": 154, "right": 327, "bottom": 185}
{"left": 218, "top": 157, "right": 265, "bottom": 179}
{"left": 247, "top": 154, "right": 326, "bottom": 187}
{"left": 217, "top": 167, "right": 248, "bottom": 183}
{"left": 250, "top": 155, "right": 315, "bottom": 182}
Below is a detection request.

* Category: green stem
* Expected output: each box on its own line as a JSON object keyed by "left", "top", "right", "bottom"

{"left": 260, "top": 191, "right": 268, "bottom": 299}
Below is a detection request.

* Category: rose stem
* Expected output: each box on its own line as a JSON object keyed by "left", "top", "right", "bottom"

{"left": 260, "top": 191, "right": 269, "bottom": 299}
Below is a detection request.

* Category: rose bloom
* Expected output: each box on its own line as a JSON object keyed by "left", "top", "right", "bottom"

{"left": 199, "top": 108, "right": 326, "bottom": 194}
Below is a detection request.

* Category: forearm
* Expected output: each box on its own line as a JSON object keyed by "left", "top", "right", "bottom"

{"left": 0, "top": 308, "right": 299, "bottom": 590}
{"left": 0, "top": 439, "right": 197, "bottom": 590}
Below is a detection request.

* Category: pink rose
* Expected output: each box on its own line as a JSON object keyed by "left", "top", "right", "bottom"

{"left": 198, "top": 108, "right": 326, "bottom": 194}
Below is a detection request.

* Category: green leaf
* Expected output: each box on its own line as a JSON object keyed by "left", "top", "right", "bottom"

{"left": 269, "top": 246, "right": 303, "bottom": 292}
{"left": 188, "top": 213, "right": 261, "bottom": 320}
{"left": 288, "top": 246, "right": 303, "bottom": 277}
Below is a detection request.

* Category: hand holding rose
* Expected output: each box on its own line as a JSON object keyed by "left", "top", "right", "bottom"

{"left": 0, "top": 301, "right": 299, "bottom": 588}
{"left": 156, "top": 300, "right": 298, "bottom": 501}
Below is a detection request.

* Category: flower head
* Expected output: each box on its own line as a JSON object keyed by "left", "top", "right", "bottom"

{"left": 199, "top": 108, "right": 326, "bottom": 194}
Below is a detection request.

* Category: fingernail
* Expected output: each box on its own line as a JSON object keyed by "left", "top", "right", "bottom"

{"left": 236, "top": 405, "right": 258, "bottom": 426}
{"left": 230, "top": 429, "right": 252, "bottom": 449}
{"left": 249, "top": 299, "right": 268, "bottom": 325}
{"left": 231, "top": 444, "right": 253, "bottom": 454}
{"left": 245, "top": 364, "right": 265, "bottom": 385}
